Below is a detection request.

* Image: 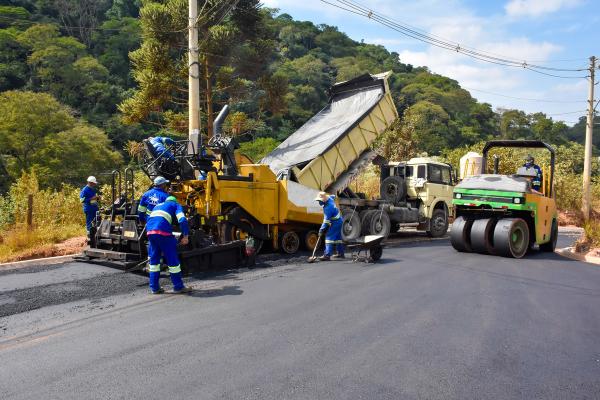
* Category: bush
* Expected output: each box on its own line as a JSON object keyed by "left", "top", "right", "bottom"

{"left": 0, "top": 170, "right": 86, "bottom": 261}
{"left": 583, "top": 219, "right": 600, "bottom": 247}
{"left": 350, "top": 165, "right": 380, "bottom": 199}
{"left": 239, "top": 137, "right": 281, "bottom": 163}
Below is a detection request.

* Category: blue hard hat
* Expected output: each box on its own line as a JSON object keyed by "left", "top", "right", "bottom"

{"left": 153, "top": 176, "right": 169, "bottom": 186}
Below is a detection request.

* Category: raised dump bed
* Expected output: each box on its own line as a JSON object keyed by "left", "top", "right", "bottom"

{"left": 262, "top": 72, "right": 398, "bottom": 193}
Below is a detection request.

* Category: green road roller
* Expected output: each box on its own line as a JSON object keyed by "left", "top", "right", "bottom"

{"left": 451, "top": 140, "right": 558, "bottom": 258}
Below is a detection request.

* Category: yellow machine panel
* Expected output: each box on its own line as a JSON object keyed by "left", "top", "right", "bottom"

{"left": 525, "top": 193, "right": 557, "bottom": 244}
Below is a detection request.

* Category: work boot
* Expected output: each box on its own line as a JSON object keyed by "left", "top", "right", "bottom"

{"left": 151, "top": 288, "right": 164, "bottom": 295}
{"left": 319, "top": 255, "right": 331, "bottom": 261}
{"left": 170, "top": 286, "right": 193, "bottom": 294}
{"left": 332, "top": 254, "right": 345, "bottom": 259}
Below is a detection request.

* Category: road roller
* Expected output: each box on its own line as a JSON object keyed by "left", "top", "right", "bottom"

{"left": 450, "top": 140, "right": 558, "bottom": 258}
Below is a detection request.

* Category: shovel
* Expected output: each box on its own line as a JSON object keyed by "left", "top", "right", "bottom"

{"left": 307, "top": 234, "right": 322, "bottom": 263}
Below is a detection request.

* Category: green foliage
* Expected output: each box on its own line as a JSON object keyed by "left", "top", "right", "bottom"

{"left": 0, "top": 91, "right": 122, "bottom": 187}
{"left": 239, "top": 137, "right": 281, "bottom": 163}
{"left": 0, "top": 169, "right": 86, "bottom": 261}
{"left": 0, "top": 2, "right": 595, "bottom": 209}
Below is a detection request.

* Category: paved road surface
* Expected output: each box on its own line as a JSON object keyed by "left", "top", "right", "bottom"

{"left": 1, "top": 233, "right": 599, "bottom": 399}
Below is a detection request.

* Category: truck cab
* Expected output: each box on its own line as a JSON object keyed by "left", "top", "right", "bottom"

{"left": 381, "top": 158, "right": 454, "bottom": 228}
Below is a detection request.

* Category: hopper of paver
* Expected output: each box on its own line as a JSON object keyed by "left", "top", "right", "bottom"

{"left": 262, "top": 72, "right": 398, "bottom": 193}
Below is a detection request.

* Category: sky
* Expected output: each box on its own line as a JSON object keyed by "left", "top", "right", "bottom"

{"left": 261, "top": 0, "right": 599, "bottom": 125}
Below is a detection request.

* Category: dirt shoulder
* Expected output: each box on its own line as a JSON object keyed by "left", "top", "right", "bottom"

{"left": 0, "top": 236, "right": 86, "bottom": 265}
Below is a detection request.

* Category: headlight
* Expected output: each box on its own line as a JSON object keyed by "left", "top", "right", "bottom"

{"left": 455, "top": 193, "right": 462, "bottom": 199}
{"left": 513, "top": 198, "right": 522, "bottom": 204}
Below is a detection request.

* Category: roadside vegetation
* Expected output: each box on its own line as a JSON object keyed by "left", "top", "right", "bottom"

{"left": 0, "top": 1, "right": 598, "bottom": 259}
{"left": 0, "top": 170, "right": 151, "bottom": 263}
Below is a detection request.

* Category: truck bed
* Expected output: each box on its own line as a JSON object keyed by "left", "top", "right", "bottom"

{"left": 262, "top": 72, "right": 398, "bottom": 193}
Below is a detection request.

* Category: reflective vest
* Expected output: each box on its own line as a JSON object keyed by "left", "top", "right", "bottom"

{"left": 146, "top": 196, "right": 189, "bottom": 236}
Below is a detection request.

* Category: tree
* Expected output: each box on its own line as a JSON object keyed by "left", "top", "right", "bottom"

{"left": 499, "top": 109, "right": 530, "bottom": 139}
{"left": 400, "top": 101, "right": 451, "bottom": 155}
{"left": 120, "top": 0, "right": 272, "bottom": 138}
{"left": 0, "top": 91, "right": 122, "bottom": 187}
{"left": 238, "top": 137, "right": 280, "bottom": 162}
{"left": 91, "top": 17, "right": 141, "bottom": 87}
{"left": 0, "top": 29, "right": 28, "bottom": 90}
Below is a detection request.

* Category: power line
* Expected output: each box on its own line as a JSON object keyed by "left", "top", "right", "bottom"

{"left": 320, "top": 0, "right": 588, "bottom": 79}
{"left": 462, "top": 86, "right": 588, "bottom": 103}
{"left": 545, "top": 110, "right": 587, "bottom": 116}
{"left": 334, "top": 0, "right": 587, "bottom": 73}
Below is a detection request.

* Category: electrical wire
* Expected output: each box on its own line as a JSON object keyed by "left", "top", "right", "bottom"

{"left": 463, "top": 86, "right": 588, "bottom": 103}
{"left": 320, "top": 0, "right": 589, "bottom": 79}
{"left": 334, "top": 0, "right": 587, "bottom": 73}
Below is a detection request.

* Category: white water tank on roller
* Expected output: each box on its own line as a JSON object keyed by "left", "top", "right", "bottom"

{"left": 459, "top": 152, "right": 483, "bottom": 179}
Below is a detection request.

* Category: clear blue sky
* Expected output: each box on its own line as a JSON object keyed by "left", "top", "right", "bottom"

{"left": 262, "top": 0, "right": 599, "bottom": 125}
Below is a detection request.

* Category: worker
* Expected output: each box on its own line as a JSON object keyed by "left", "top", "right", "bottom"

{"left": 149, "top": 136, "right": 176, "bottom": 161}
{"left": 315, "top": 191, "right": 345, "bottom": 261}
{"left": 79, "top": 176, "right": 100, "bottom": 236}
{"left": 523, "top": 154, "right": 543, "bottom": 191}
{"left": 138, "top": 176, "right": 170, "bottom": 223}
{"left": 145, "top": 195, "right": 191, "bottom": 294}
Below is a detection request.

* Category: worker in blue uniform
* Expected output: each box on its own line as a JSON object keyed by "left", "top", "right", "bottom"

{"left": 149, "top": 136, "right": 176, "bottom": 161}
{"left": 145, "top": 196, "right": 191, "bottom": 294}
{"left": 138, "top": 176, "right": 170, "bottom": 223}
{"left": 79, "top": 176, "right": 100, "bottom": 235}
{"left": 315, "top": 192, "right": 345, "bottom": 261}
{"left": 524, "top": 154, "right": 543, "bottom": 192}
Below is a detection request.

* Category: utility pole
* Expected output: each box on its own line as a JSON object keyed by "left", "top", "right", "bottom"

{"left": 188, "top": 0, "right": 201, "bottom": 155}
{"left": 582, "top": 56, "right": 596, "bottom": 221}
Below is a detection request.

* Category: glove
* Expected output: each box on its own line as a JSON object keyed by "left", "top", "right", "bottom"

{"left": 318, "top": 230, "right": 325, "bottom": 238}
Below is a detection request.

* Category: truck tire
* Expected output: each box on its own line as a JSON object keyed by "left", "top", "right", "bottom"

{"left": 280, "top": 231, "right": 300, "bottom": 254}
{"left": 427, "top": 208, "right": 449, "bottom": 237}
{"left": 493, "top": 218, "right": 529, "bottom": 258}
{"left": 539, "top": 219, "right": 558, "bottom": 252}
{"left": 470, "top": 218, "right": 497, "bottom": 255}
{"left": 303, "top": 230, "right": 319, "bottom": 251}
{"left": 341, "top": 208, "right": 361, "bottom": 241}
{"left": 362, "top": 210, "right": 391, "bottom": 237}
{"left": 221, "top": 206, "right": 266, "bottom": 252}
{"left": 450, "top": 216, "right": 473, "bottom": 252}
{"left": 380, "top": 176, "right": 406, "bottom": 204}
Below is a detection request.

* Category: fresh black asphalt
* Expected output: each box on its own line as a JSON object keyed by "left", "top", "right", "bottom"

{"left": 0, "top": 233, "right": 598, "bottom": 399}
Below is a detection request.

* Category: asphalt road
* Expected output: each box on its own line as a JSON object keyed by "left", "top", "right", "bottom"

{"left": 0, "top": 232, "right": 599, "bottom": 399}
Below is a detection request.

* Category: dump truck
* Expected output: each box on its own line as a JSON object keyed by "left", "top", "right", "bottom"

{"left": 450, "top": 140, "right": 558, "bottom": 258}
{"left": 262, "top": 72, "right": 454, "bottom": 240}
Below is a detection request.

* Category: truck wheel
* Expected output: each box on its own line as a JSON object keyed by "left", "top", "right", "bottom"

{"left": 280, "top": 231, "right": 300, "bottom": 254}
{"left": 304, "top": 230, "right": 319, "bottom": 251}
{"left": 427, "top": 209, "right": 448, "bottom": 237}
{"left": 470, "top": 218, "right": 497, "bottom": 255}
{"left": 363, "top": 210, "right": 391, "bottom": 237}
{"left": 539, "top": 219, "right": 558, "bottom": 252}
{"left": 380, "top": 176, "right": 406, "bottom": 204}
{"left": 493, "top": 218, "right": 530, "bottom": 258}
{"left": 450, "top": 216, "right": 473, "bottom": 252}
{"left": 221, "top": 223, "right": 263, "bottom": 253}
{"left": 221, "top": 207, "right": 266, "bottom": 253}
{"left": 341, "top": 208, "right": 361, "bottom": 241}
